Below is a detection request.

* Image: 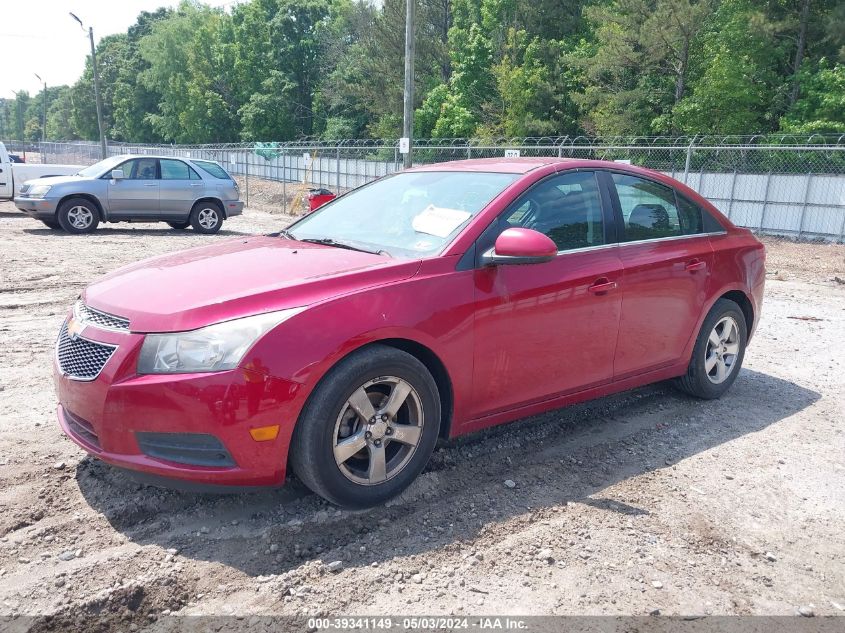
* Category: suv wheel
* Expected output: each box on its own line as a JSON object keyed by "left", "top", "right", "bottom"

{"left": 289, "top": 345, "right": 441, "bottom": 508}
{"left": 167, "top": 221, "right": 190, "bottom": 230}
{"left": 57, "top": 198, "right": 99, "bottom": 234}
{"left": 190, "top": 202, "right": 223, "bottom": 234}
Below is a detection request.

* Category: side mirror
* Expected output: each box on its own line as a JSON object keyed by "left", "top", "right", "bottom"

{"left": 481, "top": 227, "right": 557, "bottom": 266}
{"left": 110, "top": 169, "right": 125, "bottom": 180}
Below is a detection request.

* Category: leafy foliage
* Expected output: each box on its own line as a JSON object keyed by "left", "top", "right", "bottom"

{"left": 2, "top": 0, "right": 843, "bottom": 142}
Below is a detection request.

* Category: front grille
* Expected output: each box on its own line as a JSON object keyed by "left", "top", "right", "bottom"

{"left": 64, "top": 409, "right": 101, "bottom": 451}
{"left": 56, "top": 321, "right": 117, "bottom": 381}
{"left": 75, "top": 301, "right": 130, "bottom": 331}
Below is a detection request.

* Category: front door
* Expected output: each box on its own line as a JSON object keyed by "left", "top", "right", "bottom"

{"left": 107, "top": 158, "right": 160, "bottom": 216}
{"left": 607, "top": 172, "right": 714, "bottom": 379}
{"left": 469, "top": 170, "right": 623, "bottom": 419}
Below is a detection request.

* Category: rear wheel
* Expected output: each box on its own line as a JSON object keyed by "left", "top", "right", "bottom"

{"left": 167, "top": 221, "right": 190, "bottom": 230}
{"left": 289, "top": 345, "right": 441, "bottom": 508}
{"left": 674, "top": 298, "right": 747, "bottom": 399}
{"left": 40, "top": 219, "right": 62, "bottom": 230}
{"left": 57, "top": 198, "right": 99, "bottom": 234}
{"left": 189, "top": 201, "right": 223, "bottom": 234}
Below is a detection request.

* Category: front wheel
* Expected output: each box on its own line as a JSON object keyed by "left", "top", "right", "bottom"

{"left": 57, "top": 198, "right": 99, "bottom": 234}
{"left": 674, "top": 298, "right": 747, "bottom": 399}
{"left": 289, "top": 345, "right": 441, "bottom": 508}
{"left": 190, "top": 202, "right": 223, "bottom": 234}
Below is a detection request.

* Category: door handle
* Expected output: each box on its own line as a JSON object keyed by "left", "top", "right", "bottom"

{"left": 588, "top": 278, "right": 617, "bottom": 294}
{"left": 143, "top": 183, "right": 157, "bottom": 187}
{"left": 685, "top": 259, "right": 707, "bottom": 272}
{"left": 190, "top": 183, "right": 203, "bottom": 187}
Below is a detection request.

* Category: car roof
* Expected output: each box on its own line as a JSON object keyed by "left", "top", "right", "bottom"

{"left": 410, "top": 157, "right": 567, "bottom": 174}
{"left": 111, "top": 154, "right": 216, "bottom": 162}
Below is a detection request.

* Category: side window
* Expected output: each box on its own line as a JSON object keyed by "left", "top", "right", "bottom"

{"left": 122, "top": 158, "right": 158, "bottom": 180}
{"left": 612, "top": 173, "right": 687, "bottom": 241}
{"left": 677, "top": 195, "right": 704, "bottom": 235}
{"left": 160, "top": 159, "right": 199, "bottom": 180}
{"left": 501, "top": 171, "right": 605, "bottom": 251}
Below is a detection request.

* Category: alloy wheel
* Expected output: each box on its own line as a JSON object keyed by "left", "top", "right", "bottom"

{"left": 197, "top": 208, "right": 219, "bottom": 229}
{"left": 67, "top": 206, "right": 94, "bottom": 230}
{"left": 705, "top": 316, "right": 740, "bottom": 384}
{"left": 332, "top": 376, "right": 424, "bottom": 486}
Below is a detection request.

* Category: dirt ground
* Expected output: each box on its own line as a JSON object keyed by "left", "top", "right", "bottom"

{"left": 0, "top": 201, "right": 843, "bottom": 629}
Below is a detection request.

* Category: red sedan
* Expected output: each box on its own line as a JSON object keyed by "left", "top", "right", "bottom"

{"left": 55, "top": 158, "right": 765, "bottom": 508}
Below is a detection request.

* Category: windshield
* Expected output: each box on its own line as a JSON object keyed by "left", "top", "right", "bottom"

{"left": 287, "top": 171, "right": 519, "bottom": 258}
{"left": 76, "top": 155, "right": 127, "bottom": 178}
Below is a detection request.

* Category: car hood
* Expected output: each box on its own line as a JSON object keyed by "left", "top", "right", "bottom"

{"left": 83, "top": 236, "right": 421, "bottom": 333}
{"left": 23, "top": 174, "right": 87, "bottom": 187}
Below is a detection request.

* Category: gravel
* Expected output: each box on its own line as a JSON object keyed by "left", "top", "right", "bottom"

{"left": 0, "top": 202, "right": 843, "bottom": 626}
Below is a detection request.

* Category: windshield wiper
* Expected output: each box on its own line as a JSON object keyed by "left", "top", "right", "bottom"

{"left": 298, "top": 237, "right": 389, "bottom": 256}
{"left": 278, "top": 229, "right": 296, "bottom": 239}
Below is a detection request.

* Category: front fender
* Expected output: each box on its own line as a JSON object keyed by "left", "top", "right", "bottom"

{"left": 241, "top": 259, "right": 476, "bottom": 448}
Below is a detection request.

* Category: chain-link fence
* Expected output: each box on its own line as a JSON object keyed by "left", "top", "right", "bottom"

{"left": 6, "top": 135, "right": 845, "bottom": 241}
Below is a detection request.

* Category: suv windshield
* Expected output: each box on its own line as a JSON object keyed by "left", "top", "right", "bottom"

{"left": 287, "top": 171, "right": 518, "bottom": 258}
{"left": 76, "top": 155, "right": 126, "bottom": 178}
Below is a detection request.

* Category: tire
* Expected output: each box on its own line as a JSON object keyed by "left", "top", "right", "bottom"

{"left": 57, "top": 197, "right": 99, "bottom": 234}
{"left": 167, "top": 221, "right": 190, "bottom": 230}
{"left": 189, "top": 201, "right": 223, "bottom": 234}
{"left": 674, "top": 298, "right": 747, "bottom": 399}
{"left": 40, "top": 219, "right": 62, "bottom": 230}
{"left": 289, "top": 345, "right": 441, "bottom": 509}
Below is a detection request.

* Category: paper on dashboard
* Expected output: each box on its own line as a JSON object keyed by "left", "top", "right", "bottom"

{"left": 412, "top": 205, "right": 471, "bottom": 238}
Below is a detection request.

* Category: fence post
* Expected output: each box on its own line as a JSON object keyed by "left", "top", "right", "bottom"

{"left": 725, "top": 170, "right": 738, "bottom": 220}
{"left": 683, "top": 137, "right": 695, "bottom": 184}
{"left": 283, "top": 152, "right": 287, "bottom": 215}
{"left": 838, "top": 205, "right": 845, "bottom": 244}
{"left": 758, "top": 171, "right": 772, "bottom": 233}
{"left": 797, "top": 174, "right": 813, "bottom": 240}
{"left": 467, "top": 146, "right": 472, "bottom": 160}
{"left": 245, "top": 153, "right": 250, "bottom": 208}
{"left": 336, "top": 146, "right": 341, "bottom": 191}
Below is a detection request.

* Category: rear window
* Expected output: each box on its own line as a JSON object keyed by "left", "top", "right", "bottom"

{"left": 193, "top": 160, "right": 231, "bottom": 180}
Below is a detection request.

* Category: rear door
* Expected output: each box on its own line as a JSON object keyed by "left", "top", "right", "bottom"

{"left": 469, "top": 170, "right": 624, "bottom": 418}
{"left": 159, "top": 159, "right": 203, "bottom": 219}
{"left": 606, "top": 171, "right": 714, "bottom": 379}
{"left": 107, "top": 158, "right": 160, "bottom": 217}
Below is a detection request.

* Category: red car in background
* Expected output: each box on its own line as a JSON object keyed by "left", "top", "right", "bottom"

{"left": 55, "top": 158, "right": 765, "bottom": 508}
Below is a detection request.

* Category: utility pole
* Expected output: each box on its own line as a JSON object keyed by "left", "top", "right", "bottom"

{"left": 402, "top": 0, "right": 416, "bottom": 169}
{"left": 34, "top": 74, "right": 47, "bottom": 142}
{"left": 70, "top": 12, "right": 107, "bottom": 159}
{"left": 9, "top": 90, "right": 24, "bottom": 141}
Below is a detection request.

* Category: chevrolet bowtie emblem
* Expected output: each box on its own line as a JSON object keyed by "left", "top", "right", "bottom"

{"left": 67, "top": 317, "right": 85, "bottom": 340}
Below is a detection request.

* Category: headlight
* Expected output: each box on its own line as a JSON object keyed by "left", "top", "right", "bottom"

{"left": 27, "top": 185, "right": 52, "bottom": 199}
{"left": 137, "top": 308, "right": 303, "bottom": 374}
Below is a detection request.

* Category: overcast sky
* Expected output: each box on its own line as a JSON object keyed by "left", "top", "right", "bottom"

{"left": 0, "top": 0, "right": 245, "bottom": 97}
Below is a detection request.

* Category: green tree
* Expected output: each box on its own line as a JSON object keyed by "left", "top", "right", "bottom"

{"left": 576, "top": 0, "right": 716, "bottom": 135}
{"left": 139, "top": 2, "right": 239, "bottom": 142}
{"left": 780, "top": 60, "right": 845, "bottom": 132}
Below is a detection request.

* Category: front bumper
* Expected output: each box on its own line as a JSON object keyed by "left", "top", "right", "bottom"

{"left": 55, "top": 323, "right": 303, "bottom": 487}
{"left": 224, "top": 200, "right": 244, "bottom": 217}
{"left": 14, "top": 196, "right": 59, "bottom": 219}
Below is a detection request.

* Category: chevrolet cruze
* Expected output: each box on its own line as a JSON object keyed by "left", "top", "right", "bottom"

{"left": 55, "top": 158, "right": 765, "bottom": 508}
